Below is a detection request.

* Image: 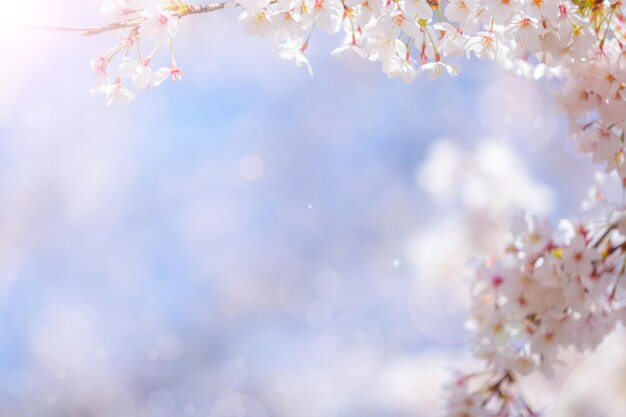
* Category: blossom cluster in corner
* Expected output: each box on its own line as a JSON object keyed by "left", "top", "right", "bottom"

{"left": 446, "top": 208, "right": 626, "bottom": 416}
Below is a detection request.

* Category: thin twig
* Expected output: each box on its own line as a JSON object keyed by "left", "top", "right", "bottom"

{"left": 18, "top": 21, "right": 141, "bottom": 36}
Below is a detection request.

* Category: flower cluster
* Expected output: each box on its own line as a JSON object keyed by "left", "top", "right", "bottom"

{"left": 557, "top": 33, "right": 626, "bottom": 179}
{"left": 89, "top": 0, "right": 197, "bottom": 105}
{"left": 233, "top": 0, "right": 612, "bottom": 83}
{"left": 85, "top": 0, "right": 624, "bottom": 98}
{"left": 445, "top": 211, "right": 626, "bottom": 416}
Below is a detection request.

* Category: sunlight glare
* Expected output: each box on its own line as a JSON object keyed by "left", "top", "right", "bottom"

{"left": 0, "top": 1, "right": 33, "bottom": 26}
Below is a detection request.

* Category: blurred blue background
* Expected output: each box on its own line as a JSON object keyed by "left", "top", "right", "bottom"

{"left": 0, "top": 1, "right": 599, "bottom": 416}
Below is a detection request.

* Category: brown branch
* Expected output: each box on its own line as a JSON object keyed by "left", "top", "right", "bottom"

{"left": 181, "top": 3, "right": 227, "bottom": 14}
{"left": 17, "top": 3, "right": 227, "bottom": 36}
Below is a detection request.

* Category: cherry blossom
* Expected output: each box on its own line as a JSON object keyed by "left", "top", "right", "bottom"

{"left": 142, "top": 6, "right": 179, "bottom": 43}
{"left": 448, "top": 210, "right": 626, "bottom": 415}
{"left": 276, "top": 40, "right": 314, "bottom": 75}
{"left": 100, "top": 0, "right": 137, "bottom": 20}
{"left": 90, "top": 79, "right": 136, "bottom": 106}
{"left": 118, "top": 58, "right": 170, "bottom": 90}
{"left": 39, "top": 0, "right": 626, "bottom": 414}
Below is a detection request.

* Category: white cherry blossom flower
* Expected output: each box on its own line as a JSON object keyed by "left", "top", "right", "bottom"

{"left": 100, "top": 0, "right": 135, "bottom": 20}
{"left": 505, "top": 15, "right": 543, "bottom": 52}
{"left": 141, "top": 7, "right": 179, "bottom": 44}
{"left": 118, "top": 58, "right": 167, "bottom": 90}
{"left": 404, "top": 0, "right": 433, "bottom": 20}
{"left": 417, "top": 61, "right": 460, "bottom": 79}
{"left": 240, "top": 10, "right": 274, "bottom": 36}
{"left": 331, "top": 32, "right": 369, "bottom": 58}
{"left": 465, "top": 32, "right": 505, "bottom": 62}
{"left": 526, "top": 0, "right": 560, "bottom": 22}
{"left": 276, "top": 40, "right": 314, "bottom": 75}
{"left": 90, "top": 55, "right": 110, "bottom": 85}
{"left": 313, "top": 0, "right": 344, "bottom": 33}
{"left": 484, "top": 0, "right": 519, "bottom": 23}
{"left": 90, "top": 80, "right": 135, "bottom": 106}
{"left": 561, "top": 234, "right": 599, "bottom": 278}
{"left": 444, "top": 0, "right": 478, "bottom": 32}
{"left": 380, "top": 39, "right": 418, "bottom": 83}
{"left": 434, "top": 22, "right": 467, "bottom": 57}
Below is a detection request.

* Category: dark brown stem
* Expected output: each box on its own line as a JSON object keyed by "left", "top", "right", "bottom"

{"left": 591, "top": 222, "right": 616, "bottom": 249}
{"left": 603, "top": 240, "right": 626, "bottom": 259}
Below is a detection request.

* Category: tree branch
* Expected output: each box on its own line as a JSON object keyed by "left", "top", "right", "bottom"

{"left": 182, "top": 3, "right": 227, "bottom": 15}
{"left": 25, "top": 21, "right": 140, "bottom": 36}
{"left": 19, "top": 3, "right": 227, "bottom": 36}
